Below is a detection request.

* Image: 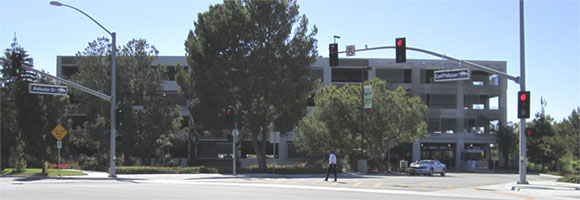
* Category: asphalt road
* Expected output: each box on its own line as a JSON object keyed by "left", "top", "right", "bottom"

{"left": 0, "top": 172, "right": 575, "bottom": 200}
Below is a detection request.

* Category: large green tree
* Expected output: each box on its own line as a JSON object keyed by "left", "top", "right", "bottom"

{"left": 71, "top": 38, "right": 182, "bottom": 167}
{"left": 527, "top": 98, "right": 567, "bottom": 171}
{"left": 555, "top": 108, "right": 580, "bottom": 160}
{"left": 1, "top": 37, "right": 68, "bottom": 170}
{"left": 294, "top": 79, "right": 428, "bottom": 171}
{"left": 496, "top": 124, "right": 518, "bottom": 168}
{"left": 177, "top": 0, "right": 318, "bottom": 169}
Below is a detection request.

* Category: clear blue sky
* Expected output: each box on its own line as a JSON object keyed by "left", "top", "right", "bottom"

{"left": 1, "top": 0, "right": 579, "bottom": 124}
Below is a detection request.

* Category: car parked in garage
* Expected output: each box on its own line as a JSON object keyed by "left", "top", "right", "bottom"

{"left": 409, "top": 159, "right": 446, "bottom": 176}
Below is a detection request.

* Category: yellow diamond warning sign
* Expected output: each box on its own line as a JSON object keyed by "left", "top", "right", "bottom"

{"left": 51, "top": 124, "right": 68, "bottom": 141}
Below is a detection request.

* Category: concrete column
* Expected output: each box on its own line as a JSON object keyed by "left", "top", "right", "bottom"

{"left": 411, "top": 65, "right": 421, "bottom": 93}
{"left": 324, "top": 65, "right": 332, "bottom": 86}
{"left": 456, "top": 81, "right": 465, "bottom": 133}
{"left": 279, "top": 133, "right": 288, "bottom": 162}
{"left": 456, "top": 136, "right": 464, "bottom": 169}
{"left": 412, "top": 140, "right": 421, "bottom": 161}
{"left": 500, "top": 75, "right": 508, "bottom": 125}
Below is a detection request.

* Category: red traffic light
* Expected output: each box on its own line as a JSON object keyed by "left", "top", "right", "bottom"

{"left": 397, "top": 40, "right": 403, "bottom": 47}
{"left": 520, "top": 94, "right": 527, "bottom": 101}
{"left": 525, "top": 128, "right": 534, "bottom": 137}
{"left": 226, "top": 109, "right": 231, "bottom": 115}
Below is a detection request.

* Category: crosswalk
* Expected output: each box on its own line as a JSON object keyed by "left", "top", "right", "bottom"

{"left": 190, "top": 177, "right": 462, "bottom": 192}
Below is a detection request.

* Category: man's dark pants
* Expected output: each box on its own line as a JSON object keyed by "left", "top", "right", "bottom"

{"left": 325, "top": 164, "right": 337, "bottom": 181}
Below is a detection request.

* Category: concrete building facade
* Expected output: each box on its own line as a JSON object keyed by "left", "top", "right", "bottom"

{"left": 57, "top": 56, "right": 507, "bottom": 170}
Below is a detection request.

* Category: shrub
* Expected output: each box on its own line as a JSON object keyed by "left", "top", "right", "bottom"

{"left": 558, "top": 174, "right": 580, "bottom": 184}
{"left": 116, "top": 166, "right": 218, "bottom": 174}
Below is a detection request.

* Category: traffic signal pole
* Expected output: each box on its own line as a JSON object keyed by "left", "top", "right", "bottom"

{"left": 518, "top": 0, "right": 528, "bottom": 184}
{"left": 335, "top": 8, "right": 529, "bottom": 181}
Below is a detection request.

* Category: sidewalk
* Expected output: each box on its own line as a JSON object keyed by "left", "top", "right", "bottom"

{"left": 483, "top": 175, "right": 580, "bottom": 200}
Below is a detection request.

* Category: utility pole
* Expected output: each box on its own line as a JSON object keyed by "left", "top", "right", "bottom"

{"left": 518, "top": 0, "right": 528, "bottom": 185}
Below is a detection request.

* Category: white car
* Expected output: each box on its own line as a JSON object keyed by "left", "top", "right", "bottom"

{"left": 409, "top": 160, "right": 446, "bottom": 176}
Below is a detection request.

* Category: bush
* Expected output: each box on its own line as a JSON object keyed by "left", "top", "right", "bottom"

{"left": 558, "top": 174, "right": 580, "bottom": 184}
{"left": 116, "top": 166, "right": 218, "bottom": 174}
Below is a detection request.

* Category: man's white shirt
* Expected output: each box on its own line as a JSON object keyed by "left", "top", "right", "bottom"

{"left": 329, "top": 153, "right": 337, "bottom": 164}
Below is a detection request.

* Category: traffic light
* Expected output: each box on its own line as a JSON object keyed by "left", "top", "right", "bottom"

{"left": 11, "top": 52, "right": 22, "bottom": 75}
{"left": 395, "top": 37, "right": 406, "bottom": 63}
{"left": 116, "top": 109, "right": 124, "bottom": 127}
{"left": 329, "top": 43, "right": 339, "bottom": 67}
{"left": 525, "top": 128, "right": 534, "bottom": 137}
{"left": 235, "top": 109, "right": 244, "bottom": 128}
{"left": 307, "top": 93, "right": 315, "bottom": 107}
{"left": 517, "top": 91, "right": 530, "bottom": 119}
{"left": 225, "top": 107, "right": 234, "bottom": 129}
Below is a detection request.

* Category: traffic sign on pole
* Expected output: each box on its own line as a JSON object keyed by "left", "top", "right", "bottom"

{"left": 346, "top": 45, "right": 356, "bottom": 57}
{"left": 51, "top": 124, "right": 68, "bottom": 141}
{"left": 363, "top": 85, "right": 372, "bottom": 109}
{"left": 29, "top": 83, "right": 68, "bottom": 96}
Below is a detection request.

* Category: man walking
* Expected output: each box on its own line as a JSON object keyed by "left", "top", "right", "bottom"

{"left": 325, "top": 151, "right": 337, "bottom": 182}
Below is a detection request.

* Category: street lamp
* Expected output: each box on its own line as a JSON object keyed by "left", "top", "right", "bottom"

{"left": 50, "top": 1, "right": 117, "bottom": 178}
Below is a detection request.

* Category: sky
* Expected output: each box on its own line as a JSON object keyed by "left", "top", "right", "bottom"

{"left": 1, "top": 0, "right": 579, "bottom": 124}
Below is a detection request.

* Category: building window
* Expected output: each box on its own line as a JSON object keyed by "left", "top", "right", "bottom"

{"left": 421, "top": 70, "right": 435, "bottom": 83}
{"left": 427, "top": 94, "right": 456, "bottom": 108}
{"left": 428, "top": 118, "right": 456, "bottom": 134}
{"left": 166, "top": 66, "right": 176, "bottom": 81}
{"left": 62, "top": 66, "right": 79, "bottom": 79}
{"left": 466, "top": 119, "right": 488, "bottom": 134}
{"left": 471, "top": 70, "right": 500, "bottom": 86}
{"left": 464, "top": 95, "right": 488, "bottom": 110}
{"left": 375, "top": 69, "right": 411, "bottom": 83}
{"left": 164, "top": 92, "right": 187, "bottom": 106}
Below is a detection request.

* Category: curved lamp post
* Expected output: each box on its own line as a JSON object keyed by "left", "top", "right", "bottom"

{"left": 50, "top": 1, "right": 117, "bottom": 178}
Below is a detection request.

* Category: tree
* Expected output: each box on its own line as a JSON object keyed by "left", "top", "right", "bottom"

{"left": 555, "top": 108, "right": 580, "bottom": 160}
{"left": 177, "top": 0, "right": 318, "bottom": 169}
{"left": 554, "top": 108, "right": 580, "bottom": 172}
{"left": 1, "top": 37, "right": 69, "bottom": 170}
{"left": 71, "top": 38, "right": 182, "bottom": 167}
{"left": 527, "top": 97, "right": 564, "bottom": 171}
{"left": 496, "top": 124, "right": 518, "bottom": 168}
{"left": 295, "top": 79, "right": 428, "bottom": 171}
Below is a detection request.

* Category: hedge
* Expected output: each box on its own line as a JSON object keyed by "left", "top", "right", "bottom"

{"left": 116, "top": 166, "right": 219, "bottom": 174}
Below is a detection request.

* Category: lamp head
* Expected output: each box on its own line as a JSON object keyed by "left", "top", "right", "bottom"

{"left": 50, "top": 1, "right": 64, "bottom": 6}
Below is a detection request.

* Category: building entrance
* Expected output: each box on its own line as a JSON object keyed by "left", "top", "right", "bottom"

{"left": 420, "top": 143, "right": 456, "bottom": 168}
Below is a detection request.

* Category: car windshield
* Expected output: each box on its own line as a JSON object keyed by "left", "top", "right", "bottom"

{"left": 419, "top": 160, "right": 433, "bottom": 165}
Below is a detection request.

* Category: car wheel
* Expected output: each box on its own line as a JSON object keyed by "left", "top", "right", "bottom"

{"left": 429, "top": 168, "right": 434, "bottom": 176}
{"left": 441, "top": 169, "right": 446, "bottom": 176}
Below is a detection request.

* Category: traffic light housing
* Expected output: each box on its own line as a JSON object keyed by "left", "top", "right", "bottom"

{"left": 116, "top": 108, "right": 124, "bottom": 127}
{"left": 395, "top": 37, "right": 406, "bottom": 63}
{"left": 525, "top": 128, "right": 534, "bottom": 137}
{"left": 225, "top": 107, "right": 234, "bottom": 129}
{"left": 329, "top": 43, "right": 338, "bottom": 67}
{"left": 517, "top": 91, "right": 530, "bottom": 119}
{"left": 11, "top": 52, "right": 22, "bottom": 75}
{"left": 307, "top": 93, "right": 315, "bottom": 107}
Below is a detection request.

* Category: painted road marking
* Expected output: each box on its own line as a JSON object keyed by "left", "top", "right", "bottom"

{"left": 289, "top": 179, "right": 303, "bottom": 184}
{"left": 352, "top": 182, "right": 363, "bottom": 187}
{"left": 373, "top": 183, "right": 383, "bottom": 188}
{"left": 446, "top": 185, "right": 454, "bottom": 190}
{"left": 270, "top": 179, "right": 284, "bottom": 183}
